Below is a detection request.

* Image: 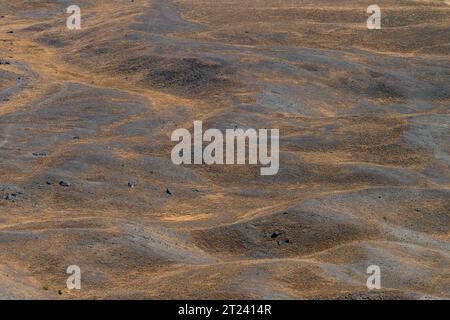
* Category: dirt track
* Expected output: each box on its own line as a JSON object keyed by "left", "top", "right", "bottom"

{"left": 0, "top": 0, "right": 449, "bottom": 299}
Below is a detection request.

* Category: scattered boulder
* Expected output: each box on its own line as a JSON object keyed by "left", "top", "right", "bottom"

{"left": 0, "top": 60, "right": 10, "bottom": 65}
{"left": 128, "top": 181, "right": 135, "bottom": 188}
{"left": 59, "top": 180, "right": 71, "bottom": 187}
{"left": 32, "top": 152, "right": 47, "bottom": 157}
{"left": 277, "top": 239, "right": 290, "bottom": 245}
{"left": 271, "top": 232, "right": 281, "bottom": 239}
{"left": 4, "top": 193, "right": 16, "bottom": 201}
{"left": 6, "top": 30, "right": 14, "bottom": 34}
{"left": 166, "top": 188, "right": 173, "bottom": 195}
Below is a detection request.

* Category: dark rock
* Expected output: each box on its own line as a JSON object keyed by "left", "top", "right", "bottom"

{"left": 271, "top": 232, "right": 280, "bottom": 239}
{"left": 0, "top": 61, "right": 10, "bottom": 65}
{"left": 6, "top": 30, "right": 14, "bottom": 34}
{"left": 166, "top": 188, "right": 173, "bottom": 195}
{"left": 277, "top": 239, "right": 290, "bottom": 245}
{"left": 128, "top": 181, "right": 135, "bottom": 188}
{"left": 32, "top": 152, "right": 47, "bottom": 157}
{"left": 59, "top": 181, "right": 70, "bottom": 187}
{"left": 4, "top": 193, "right": 16, "bottom": 201}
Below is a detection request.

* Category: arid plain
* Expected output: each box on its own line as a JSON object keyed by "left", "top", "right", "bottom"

{"left": 0, "top": 0, "right": 449, "bottom": 299}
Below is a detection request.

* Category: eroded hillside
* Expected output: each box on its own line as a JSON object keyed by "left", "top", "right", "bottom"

{"left": 0, "top": 0, "right": 449, "bottom": 299}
